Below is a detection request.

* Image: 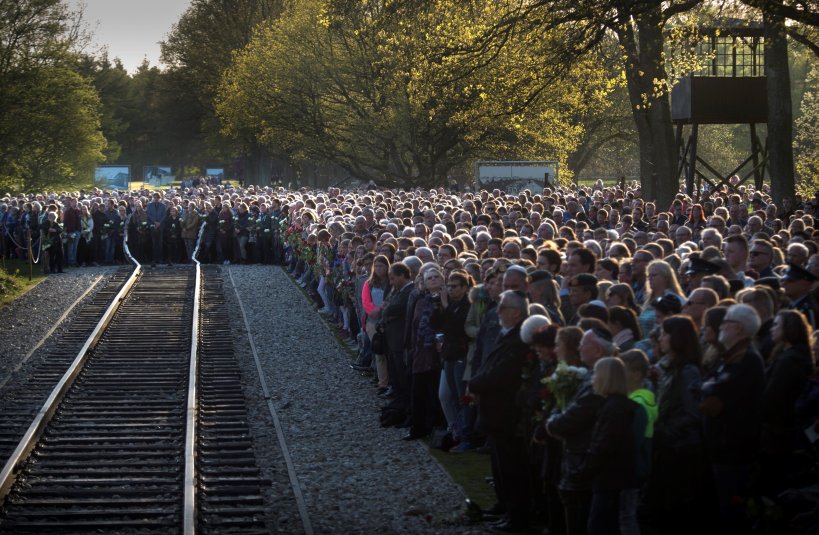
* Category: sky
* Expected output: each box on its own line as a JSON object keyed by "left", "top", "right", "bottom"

{"left": 66, "top": 0, "right": 192, "bottom": 73}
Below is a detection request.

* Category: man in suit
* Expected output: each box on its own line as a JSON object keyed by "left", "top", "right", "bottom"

{"left": 382, "top": 262, "right": 414, "bottom": 413}
{"left": 469, "top": 290, "right": 530, "bottom": 532}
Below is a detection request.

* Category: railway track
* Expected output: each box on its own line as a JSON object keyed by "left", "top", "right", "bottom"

{"left": 0, "top": 232, "right": 276, "bottom": 533}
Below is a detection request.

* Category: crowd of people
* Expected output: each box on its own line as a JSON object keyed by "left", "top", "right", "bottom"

{"left": 1, "top": 179, "right": 819, "bottom": 534}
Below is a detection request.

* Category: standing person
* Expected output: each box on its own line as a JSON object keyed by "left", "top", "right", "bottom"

{"left": 380, "top": 263, "right": 414, "bottom": 414}
{"left": 77, "top": 203, "right": 94, "bottom": 266}
{"left": 234, "top": 202, "right": 250, "bottom": 264}
{"left": 646, "top": 315, "right": 707, "bottom": 534}
{"left": 361, "top": 255, "right": 390, "bottom": 388}
{"left": 114, "top": 205, "right": 127, "bottom": 263}
{"left": 469, "top": 290, "right": 531, "bottom": 532}
{"left": 90, "top": 202, "right": 107, "bottom": 266}
{"left": 62, "top": 197, "right": 81, "bottom": 267}
{"left": 405, "top": 267, "right": 446, "bottom": 440}
{"left": 200, "top": 202, "right": 218, "bottom": 263}
{"left": 545, "top": 327, "right": 610, "bottom": 535}
{"left": 128, "top": 201, "right": 148, "bottom": 262}
{"left": 40, "top": 211, "right": 64, "bottom": 274}
{"left": 619, "top": 349, "right": 657, "bottom": 535}
{"left": 146, "top": 192, "right": 167, "bottom": 267}
{"left": 163, "top": 206, "right": 183, "bottom": 265}
{"left": 181, "top": 202, "right": 201, "bottom": 262}
{"left": 433, "top": 270, "right": 473, "bottom": 444}
{"left": 701, "top": 304, "right": 764, "bottom": 534}
{"left": 580, "top": 357, "right": 640, "bottom": 535}
{"left": 760, "top": 310, "right": 814, "bottom": 496}
{"left": 103, "top": 200, "right": 120, "bottom": 265}
{"left": 217, "top": 202, "right": 234, "bottom": 264}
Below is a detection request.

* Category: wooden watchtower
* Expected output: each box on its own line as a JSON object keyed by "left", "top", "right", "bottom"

{"left": 672, "top": 22, "right": 767, "bottom": 199}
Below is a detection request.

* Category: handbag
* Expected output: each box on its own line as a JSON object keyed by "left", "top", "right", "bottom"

{"left": 371, "top": 328, "right": 387, "bottom": 355}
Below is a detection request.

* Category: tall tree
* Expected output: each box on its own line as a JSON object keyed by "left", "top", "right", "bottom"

{"left": 217, "top": 0, "right": 613, "bottom": 187}
{"left": 0, "top": 0, "right": 105, "bottom": 191}
{"left": 161, "top": 0, "right": 282, "bottom": 181}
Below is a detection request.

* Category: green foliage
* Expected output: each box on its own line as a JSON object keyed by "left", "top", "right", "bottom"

{"left": 216, "top": 0, "right": 614, "bottom": 187}
{"left": 795, "top": 63, "right": 819, "bottom": 197}
{"left": 0, "top": 0, "right": 106, "bottom": 192}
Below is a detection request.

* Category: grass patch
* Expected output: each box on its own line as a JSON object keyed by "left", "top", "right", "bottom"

{"left": 0, "top": 258, "right": 45, "bottom": 308}
{"left": 425, "top": 444, "right": 496, "bottom": 509}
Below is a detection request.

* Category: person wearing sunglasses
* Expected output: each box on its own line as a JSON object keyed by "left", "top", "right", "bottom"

{"left": 747, "top": 239, "right": 776, "bottom": 279}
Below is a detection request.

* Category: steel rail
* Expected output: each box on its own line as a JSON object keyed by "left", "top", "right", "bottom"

{"left": 0, "top": 219, "right": 142, "bottom": 503}
{"left": 182, "top": 221, "right": 206, "bottom": 535}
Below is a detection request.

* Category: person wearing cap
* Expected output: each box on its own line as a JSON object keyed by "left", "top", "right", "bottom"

{"left": 701, "top": 304, "right": 765, "bottom": 533}
{"left": 782, "top": 263, "right": 819, "bottom": 329}
{"left": 685, "top": 256, "right": 721, "bottom": 293}
{"left": 567, "top": 273, "right": 599, "bottom": 326}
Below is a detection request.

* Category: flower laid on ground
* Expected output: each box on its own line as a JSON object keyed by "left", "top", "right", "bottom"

{"left": 541, "top": 361, "right": 588, "bottom": 411}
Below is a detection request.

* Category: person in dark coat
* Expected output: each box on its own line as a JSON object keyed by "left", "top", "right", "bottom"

{"left": 406, "top": 268, "right": 445, "bottom": 440}
{"left": 760, "top": 309, "right": 815, "bottom": 495}
{"left": 382, "top": 262, "right": 414, "bottom": 414}
{"left": 469, "top": 290, "right": 531, "bottom": 532}
{"left": 701, "top": 303, "right": 765, "bottom": 534}
{"left": 580, "top": 357, "right": 640, "bottom": 535}
{"left": 40, "top": 211, "right": 64, "bottom": 273}
{"left": 647, "top": 315, "right": 708, "bottom": 534}
{"left": 162, "top": 206, "right": 183, "bottom": 265}
{"left": 431, "top": 270, "right": 472, "bottom": 441}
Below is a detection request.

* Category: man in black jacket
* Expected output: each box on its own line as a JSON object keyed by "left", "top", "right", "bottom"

{"left": 469, "top": 290, "right": 530, "bottom": 532}
{"left": 701, "top": 303, "right": 764, "bottom": 533}
{"left": 382, "top": 262, "right": 414, "bottom": 412}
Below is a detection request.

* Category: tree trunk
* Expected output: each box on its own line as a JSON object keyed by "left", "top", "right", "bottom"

{"left": 619, "top": 7, "right": 679, "bottom": 209}
{"left": 764, "top": 11, "right": 795, "bottom": 204}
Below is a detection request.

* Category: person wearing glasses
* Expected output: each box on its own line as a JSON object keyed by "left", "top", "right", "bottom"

{"left": 747, "top": 239, "right": 777, "bottom": 279}
{"left": 468, "top": 290, "right": 531, "bottom": 532}
{"left": 431, "top": 270, "right": 473, "bottom": 451}
{"left": 701, "top": 304, "right": 765, "bottom": 533}
{"left": 682, "top": 287, "right": 719, "bottom": 328}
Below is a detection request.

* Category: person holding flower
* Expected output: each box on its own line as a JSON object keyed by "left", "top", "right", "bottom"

{"left": 181, "top": 202, "right": 201, "bottom": 262}
{"left": 77, "top": 203, "right": 95, "bottom": 267}
{"left": 146, "top": 192, "right": 166, "bottom": 267}
{"left": 522, "top": 317, "right": 565, "bottom": 535}
{"left": 163, "top": 206, "right": 183, "bottom": 264}
{"left": 127, "top": 200, "right": 148, "bottom": 263}
{"left": 40, "top": 211, "right": 64, "bottom": 274}
{"left": 545, "top": 327, "right": 611, "bottom": 535}
{"left": 217, "top": 201, "right": 234, "bottom": 264}
{"left": 103, "top": 199, "right": 120, "bottom": 265}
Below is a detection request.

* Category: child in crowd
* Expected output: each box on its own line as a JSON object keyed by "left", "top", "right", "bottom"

{"left": 620, "top": 349, "right": 658, "bottom": 535}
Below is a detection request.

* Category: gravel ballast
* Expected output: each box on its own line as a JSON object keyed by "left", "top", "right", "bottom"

{"left": 0, "top": 267, "right": 120, "bottom": 384}
{"left": 224, "top": 265, "right": 489, "bottom": 534}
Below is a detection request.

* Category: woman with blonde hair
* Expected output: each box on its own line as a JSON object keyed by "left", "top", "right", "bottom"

{"left": 581, "top": 357, "right": 640, "bottom": 534}
{"left": 638, "top": 259, "right": 685, "bottom": 337}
